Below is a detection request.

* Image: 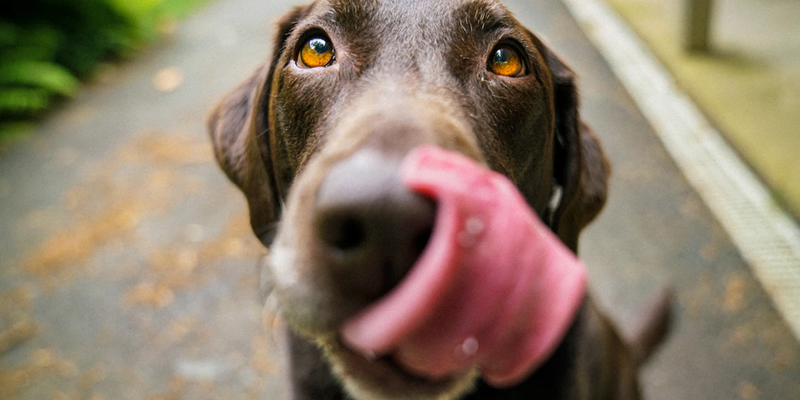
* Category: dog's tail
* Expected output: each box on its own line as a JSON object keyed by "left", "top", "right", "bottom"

{"left": 623, "top": 286, "right": 673, "bottom": 366}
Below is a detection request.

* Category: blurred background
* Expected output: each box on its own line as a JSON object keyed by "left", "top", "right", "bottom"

{"left": 0, "top": 0, "right": 798, "bottom": 399}
{"left": 0, "top": 0, "right": 211, "bottom": 137}
{"left": 606, "top": 0, "right": 800, "bottom": 227}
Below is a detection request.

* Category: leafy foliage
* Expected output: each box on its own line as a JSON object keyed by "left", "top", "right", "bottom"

{"left": 0, "top": 0, "right": 207, "bottom": 138}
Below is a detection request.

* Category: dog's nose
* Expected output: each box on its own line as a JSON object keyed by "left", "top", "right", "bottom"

{"left": 314, "top": 149, "right": 436, "bottom": 303}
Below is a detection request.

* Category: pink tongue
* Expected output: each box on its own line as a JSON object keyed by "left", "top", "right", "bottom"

{"left": 340, "top": 145, "right": 587, "bottom": 387}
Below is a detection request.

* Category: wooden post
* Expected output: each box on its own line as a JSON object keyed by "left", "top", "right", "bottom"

{"left": 686, "top": 0, "right": 714, "bottom": 53}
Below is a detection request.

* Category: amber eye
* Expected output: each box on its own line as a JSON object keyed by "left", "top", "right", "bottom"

{"left": 488, "top": 45, "right": 524, "bottom": 77}
{"left": 299, "top": 36, "right": 335, "bottom": 68}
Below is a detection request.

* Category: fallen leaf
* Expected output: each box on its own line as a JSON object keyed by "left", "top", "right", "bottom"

{"left": 152, "top": 67, "right": 184, "bottom": 93}
{"left": 738, "top": 381, "right": 759, "bottom": 399}
{"left": 126, "top": 282, "right": 175, "bottom": 308}
{"left": 0, "top": 319, "right": 38, "bottom": 355}
{"left": 724, "top": 273, "right": 747, "bottom": 312}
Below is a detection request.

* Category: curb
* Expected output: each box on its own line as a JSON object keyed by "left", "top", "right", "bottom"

{"left": 562, "top": 0, "right": 800, "bottom": 341}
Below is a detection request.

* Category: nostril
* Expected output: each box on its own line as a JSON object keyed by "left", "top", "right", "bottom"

{"left": 318, "top": 214, "right": 367, "bottom": 252}
{"left": 413, "top": 227, "right": 433, "bottom": 259}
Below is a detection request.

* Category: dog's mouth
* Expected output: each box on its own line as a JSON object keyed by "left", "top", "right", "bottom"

{"left": 319, "top": 334, "right": 478, "bottom": 400}
{"left": 332, "top": 146, "right": 587, "bottom": 388}
{"left": 272, "top": 145, "right": 586, "bottom": 396}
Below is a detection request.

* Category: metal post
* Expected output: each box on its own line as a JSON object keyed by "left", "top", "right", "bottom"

{"left": 686, "top": 0, "right": 714, "bottom": 53}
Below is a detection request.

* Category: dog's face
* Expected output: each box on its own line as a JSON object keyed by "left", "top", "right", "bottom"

{"left": 209, "top": 0, "right": 608, "bottom": 398}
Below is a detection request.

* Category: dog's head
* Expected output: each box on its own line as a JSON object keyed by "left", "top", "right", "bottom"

{"left": 209, "top": 0, "right": 608, "bottom": 398}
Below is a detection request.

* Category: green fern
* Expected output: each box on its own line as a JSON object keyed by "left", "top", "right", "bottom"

{"left": 0, "top": 88, "right": 51, "bottom": 116}
{"left": 0, "top": 61, "right": 79, "bottom": 96}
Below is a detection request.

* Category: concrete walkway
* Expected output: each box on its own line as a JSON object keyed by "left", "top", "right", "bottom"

{"left": 605, "top": 0, "right": 800, "bottom": 219}
{"left": 0, "top": 0, "right": 798, "bottom": 399}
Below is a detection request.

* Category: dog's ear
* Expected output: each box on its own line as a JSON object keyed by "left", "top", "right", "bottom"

{"left": 207, "top": 6, "right": 310, "bottom": 246}
{"left": 536, "top": 40, "right": 610, "bottom": 252}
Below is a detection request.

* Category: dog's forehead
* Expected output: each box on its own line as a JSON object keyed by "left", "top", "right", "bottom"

{"left": 308, "top": 0, "right": 516, "bottom": 37}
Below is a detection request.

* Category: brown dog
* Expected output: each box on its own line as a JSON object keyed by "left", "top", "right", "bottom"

{"left": 208, "top": 0, "right": 670, "bottom": 398}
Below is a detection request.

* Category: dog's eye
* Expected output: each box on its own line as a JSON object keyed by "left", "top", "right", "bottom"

{"left": 488, "top": 45, "right": 525, "bottom": 77}
{"left": 299, "top": 37, "right": 335, "bottom": 68}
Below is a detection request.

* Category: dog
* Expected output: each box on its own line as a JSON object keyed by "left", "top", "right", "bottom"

{"left": 208, "top": 0, "right": 671, "bottom": 398}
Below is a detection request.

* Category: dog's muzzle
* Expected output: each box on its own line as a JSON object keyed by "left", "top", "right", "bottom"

{"left": 314, "top": 148, "right": 436, "bottom": 306}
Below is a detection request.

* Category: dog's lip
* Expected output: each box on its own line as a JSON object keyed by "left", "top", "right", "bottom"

{"left": 333, "top": 335, "right": 466, "bottom": 386}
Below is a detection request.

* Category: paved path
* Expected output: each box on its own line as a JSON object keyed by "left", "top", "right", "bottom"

{"left": 0, "top": 0, "right": 798, "bottom": 399}
{"left": 605, "top": 0, "right": 800, "bottom": 218}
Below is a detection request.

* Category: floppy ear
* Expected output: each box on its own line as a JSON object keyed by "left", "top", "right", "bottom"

{"left": 540, "top": 45, "right": 611, "bottom": 253}
{"left": 207, "top": 6, "right": 310, "bottom": 246}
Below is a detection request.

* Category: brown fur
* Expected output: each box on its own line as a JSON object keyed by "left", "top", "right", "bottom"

{"left": 208, "top": 0, "right": 670, "bottom": 399}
